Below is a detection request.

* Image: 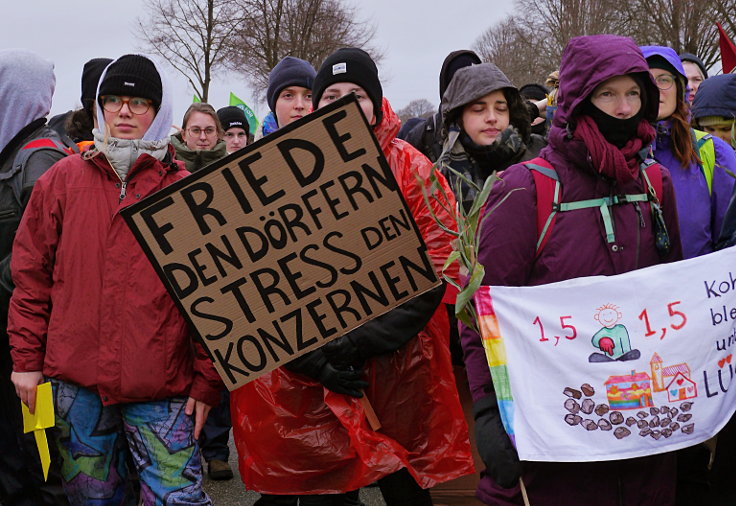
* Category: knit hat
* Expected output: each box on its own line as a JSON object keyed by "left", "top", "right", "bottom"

{"left": 81, "top": 58, "right": 112, "bottom": 104}
{"left": 217, "top": 105, "right": 250, "bottom": 132}
{"left": 312, "top": 48, "right": 383, "bottom": 125}
{"left": 439, "top": 50, "right": 482, "bottom": 100}
{"left": 266, "top": 56, "right": 316, "bottom": 113}
{"left": 696, "top": 115, "right": 735, "bottom": 127}
{"left": 98, "top": 54, "right": 162, "bottom": 109}
{"left": 679, "top": 52, "right": 708, "bottom": 79}
{"left": 519, "top": 83, "right": 549, "bottom": 101}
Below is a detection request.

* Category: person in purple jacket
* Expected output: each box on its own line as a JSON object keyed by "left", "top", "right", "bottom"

{"left": 461, "top": 35, "right": 683, "bottom": 506}
{"left": 643, "top": 43, "right": 736, "bottom": 506}
{"left": 641, "top": 46, "right": 736, "bottom": 259}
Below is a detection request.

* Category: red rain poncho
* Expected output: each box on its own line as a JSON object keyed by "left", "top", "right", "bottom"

{"left": 230, "top": 99, "right": 473, "bottom": 494}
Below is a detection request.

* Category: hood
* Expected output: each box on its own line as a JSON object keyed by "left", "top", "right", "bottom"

{"left": 441, "top": 63, "right": 530, "bottom": 142}
{"left": 373, "top": 97, "right": 401, "bottom": 152}
{"left": 553, "top": 35, "right": 659, "bottom": 128}
{"left": 0, "top": 49, "right": 55, "bottom": 150}
{"left": 95, "top": 54, "right": 173, "bottom": 143}
{"left": 641, "top": 45, "right": 686, "bottom": 79}
{"left": 692, "top": 74, "right": 736, "bottom": 120}
{"left": 439, "top": 49, "right": 482, "bottom": 100}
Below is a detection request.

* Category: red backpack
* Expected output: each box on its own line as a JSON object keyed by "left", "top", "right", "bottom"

{"left": 523, "top": 157, "right": 668, "bottom": 256}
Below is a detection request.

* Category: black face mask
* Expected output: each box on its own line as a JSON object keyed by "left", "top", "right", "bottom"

{"left": 585, "top": 103, "right": 643, "bottom": 148}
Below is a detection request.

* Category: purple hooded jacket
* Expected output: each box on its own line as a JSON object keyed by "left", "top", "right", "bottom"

{"left": 641, "top": 45, "right": 736, "bottom": 259}
{"left": 462, "top": 35, "right": 682, "bottom": 506}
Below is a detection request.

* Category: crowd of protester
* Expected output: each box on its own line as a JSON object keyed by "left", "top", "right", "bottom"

{"left": 1, "top": 31, "right": 736, "bottom": 506}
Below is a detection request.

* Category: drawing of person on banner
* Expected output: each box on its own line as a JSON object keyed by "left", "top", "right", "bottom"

{"left": 589, "top": 304, "right": 640, "bottom": 362}
{"left": 459, "top": 34, "right": 683, "bottom": 506}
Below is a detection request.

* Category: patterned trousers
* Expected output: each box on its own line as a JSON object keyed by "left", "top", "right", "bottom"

{"left": 51, "top": 379, "right": 211, "bottom": 505}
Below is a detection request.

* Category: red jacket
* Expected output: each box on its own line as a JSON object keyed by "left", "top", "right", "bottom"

{"left": 230, "top": 99, "right": 473, "bottom": 494}
{"left": 8, "top": 148, "right": 222, "bottom": 406}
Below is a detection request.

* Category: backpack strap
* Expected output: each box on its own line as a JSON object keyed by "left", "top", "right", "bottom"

{"left": 525, "top": 157, "right": 662, "bottom": 254}
{"left": 524, "top": 157, "right": 561, "bottom": 255}
{"left": 639, "top": 158, "right": 663, "bottom": 204}
{"left": 3, "top": 135, "right": 73, "bottom": 205}
{"left": 693, "top": 130, "right": 716, "bottom": 195}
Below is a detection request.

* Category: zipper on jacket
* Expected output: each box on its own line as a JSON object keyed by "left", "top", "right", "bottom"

{"left": 633, "top": 202, "right": 645, "bottom": 228}
{"left": 119, "top": 181, "right": 128, "bottom": 202}
{"left": 634, "top": 202, "right": 643, "bottom": 269}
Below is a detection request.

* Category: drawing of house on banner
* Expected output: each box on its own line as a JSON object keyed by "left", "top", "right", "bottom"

{"left": 650, "top": 352, "right": 691, "bottom": 392}
{"left": 604, "top": 370, "right": 653, "bottom": 410}
{"left": 666, "top": 372, "right": 698, "bottom": 402}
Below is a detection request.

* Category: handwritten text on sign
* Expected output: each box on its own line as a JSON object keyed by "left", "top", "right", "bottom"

{"left": 476, "top": 247, "right": 736, "bottom": 462}
{"left": 123, "top": 96, "right": 439, "bottom": 390}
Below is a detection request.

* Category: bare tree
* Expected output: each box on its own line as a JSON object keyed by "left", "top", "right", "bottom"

{"left": 226, "top": 0, "right": 380, "bottom": 93}
{"left": 136, "top": 0, "right": 240, "bottom": 102}
{"left": 474, "top": 0, "right": 736, "bottom": 83}
{"left": 473, "top": 17, "right": 547, "bottom": 86}
{"left": 396, "top": 99, "right": 435, "bottom": 123}
{"left": 625, "top": 0, "right": 736, "bottom": 70}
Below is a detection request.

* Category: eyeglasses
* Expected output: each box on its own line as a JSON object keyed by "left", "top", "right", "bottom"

{"left": 100, "top": 95, "right": 153, "bottom": 115}
{"left": 187, "top": 126, "right": 217, "bottom": 137}
{"left": 654, "top": 74, "right": 676, "bottom": 91}
{"left": 224, "top": 131, "right": 248, "bottom": 139}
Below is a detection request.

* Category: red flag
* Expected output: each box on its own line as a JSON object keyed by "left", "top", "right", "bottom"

{"left": 717, "top": 22, "right": 736, "bottom": 73}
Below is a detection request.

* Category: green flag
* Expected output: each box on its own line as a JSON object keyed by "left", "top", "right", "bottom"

{"left": 193, "top": 94, "right": 201, "bottom": 103}
{"left": 229, "top": 92, "right": 259, "bottom": 135}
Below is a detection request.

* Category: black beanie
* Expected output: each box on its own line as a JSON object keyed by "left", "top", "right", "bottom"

{"left": 312, "top": 48, "right": 383, "bottom": 125}
{"left": 679, "top": 52, "right": 709, "bottom": 79}
{"left": 519, "top": 83, "right": 549, "bottom": 101}
{"left": 81, "top": 58, "right": 112, "bottom": 104}
{"left": 217, "top": 105, "right": 250, "bottom": 132}
{"left": 98, "top": 55, "right": 162, "bottom": 109}
{"left": 267, "top": 56, "right": 316, "bottom": 113}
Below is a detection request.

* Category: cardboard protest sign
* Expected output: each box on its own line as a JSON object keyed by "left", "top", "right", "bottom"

{"left": 122, "top": 95, "right": 440, "bottom": 390}
{"left": 474, "top": 246, "right": 736, "bottom": 462}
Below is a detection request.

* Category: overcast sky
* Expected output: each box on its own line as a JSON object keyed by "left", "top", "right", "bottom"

{"left": 0, "top": 0, "right": 514, "bottom": 124}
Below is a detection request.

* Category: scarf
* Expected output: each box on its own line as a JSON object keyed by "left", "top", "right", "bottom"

{"left": 573, "top": 115, "right": 655, "bottom": 184}
{"left": 439, "top": 125, "right": 526, "bottom": 211}
{"left": 93, "top": 129, "right": 170, "bottom": 181}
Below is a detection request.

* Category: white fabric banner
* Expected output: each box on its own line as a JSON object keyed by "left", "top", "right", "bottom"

{"left": 480, "top": 246, "right": 736, "bottom": 462}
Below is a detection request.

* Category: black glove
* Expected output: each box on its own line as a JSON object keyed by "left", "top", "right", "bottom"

{"left": 285, "top": 349, "right": 368, "bottom": 398}
{"left": 317, "top": 363, "right": 368, "bottom": 398}
{"left": 321, "top": 335, "right": 361, "bottom": 370}
{"left": 473, "top": 395, "right": 522, "bottom": 488}
{"left": 322, "top": 283, "right": 447, "bottom": 370}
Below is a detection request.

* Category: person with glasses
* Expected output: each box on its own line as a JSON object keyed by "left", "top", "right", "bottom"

{"left": 642, "top": 45, "right": 736, "bottom": 506}
{"left": 8, "top": 54, "right": 221, "bottom": 505}
{"left": 642, "top": 46, "right": 736, "bottom": 260}
{"left": 217, "top": 106, "right": 250, "bottom": 154}
{"left": 171, "top": 102, "right": 226, "bottom": 172}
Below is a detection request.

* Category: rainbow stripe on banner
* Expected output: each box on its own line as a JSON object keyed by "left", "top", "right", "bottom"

{"left": 475, "top": 285, "right": 516, "bottom": 445}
